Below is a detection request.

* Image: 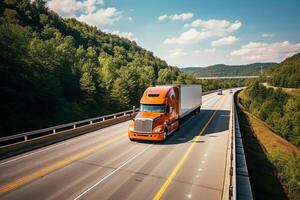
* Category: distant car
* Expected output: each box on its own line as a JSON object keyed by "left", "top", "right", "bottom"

{"left": 230, "top": 90, "right": 233, "bottom": 93}
{"left": 217, "top": 89, "right": 223, "bottom": 95}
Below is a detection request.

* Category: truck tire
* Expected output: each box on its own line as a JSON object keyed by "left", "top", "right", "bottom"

{"left": 192, "top": 108, "right": 198, "bottom": 115}
{"left": 163, "top": 129, "right": 167, "bottom": 141}
{"left": 177, "top": 120, "right": 180, "bottom": 130}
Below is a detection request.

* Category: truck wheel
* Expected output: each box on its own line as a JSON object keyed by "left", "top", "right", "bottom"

{"left": 177, "top": 120, "right": 180, "bottom": 130}
{"left": 163, "top": 129, "right": 167, "bottom": 141}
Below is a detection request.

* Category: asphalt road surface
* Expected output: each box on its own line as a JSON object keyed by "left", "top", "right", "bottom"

{"left": 0, "top": 89, "right": 236, "bottom": 200}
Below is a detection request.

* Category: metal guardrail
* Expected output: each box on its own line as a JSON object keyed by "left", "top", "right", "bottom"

{"left": 231, "top": 91, "right": 253, "bottom": 200}
{"left": 223, "top": 89, "right": 252, "bottom": 200}
{"left": 0, "top": 108, "right": 139, "bottom": 146}
{"left": 0, "top": 90, "right": 216, "bottom": 146}
{"left": 0, "top": 89, "right": 225, "bottom": 160}
{"left": 230, "top": 93, "right": 237, "bottom": 200}
{"left": 222, "top": 91, "right": 236, "bottom": 200}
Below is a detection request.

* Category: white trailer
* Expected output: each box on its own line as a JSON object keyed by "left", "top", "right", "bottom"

{"left": 179, "top": 85, "right": 202, "bottom": 118}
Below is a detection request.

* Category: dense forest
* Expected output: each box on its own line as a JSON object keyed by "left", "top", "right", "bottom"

{"left": 0, "top": 0, "right": 195, "bottom": 136}
{"left": 241, "top": 81, "right": 300, "bottom": 147}
{"left": 0, "top": 0, "right": 245, "bottom": 136}
{"left": 182, "top": 63, "right": 276, "bottom": 77}
{"left": 268, "top": 53, "right": 300, "bottom": 88}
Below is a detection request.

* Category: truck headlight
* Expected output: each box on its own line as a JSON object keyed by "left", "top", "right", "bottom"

{"left": 128, "top": 126, "right": 134, "bottom": 132}
{"left": 153, "top": 126, "right": 162, "bottom": 133}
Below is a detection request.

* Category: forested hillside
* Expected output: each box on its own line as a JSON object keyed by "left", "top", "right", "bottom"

{"left": 268, "top": 53, "right": 300, "bottom": 88}
{"left": 182, "top": 63, "right": 276, "bottom": 77}
{"left": 0, "top": 0, "right": 195, "bottom": 136}
{"left": 241, "top": 81, "right": 300, "bottom": 147}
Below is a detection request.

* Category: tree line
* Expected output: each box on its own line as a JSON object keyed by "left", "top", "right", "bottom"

{"left": 241, "top": 81, "right": 300, "bottom": 146}
{"left": 183, "top": 63, "right": 276, "bottom": 77}
{"left": 268, "top": 53, "right": 300, "bottom": 88}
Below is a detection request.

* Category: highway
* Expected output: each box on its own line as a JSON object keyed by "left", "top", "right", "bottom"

{"left": 196, "top": 76, "right": 260, "bottom": 80}
{"left": 0, "top": 89, "right": 236, "bottom": 200}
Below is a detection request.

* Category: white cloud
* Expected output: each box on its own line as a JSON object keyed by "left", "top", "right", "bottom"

{"left": 158, "top": 13, "right": 194, "bottom": 21}
{"left": 184, "top": 19, "right": 242, "bottom": 36}
{"left": 204, "top": 48, "right": 216, "bottom": 53}
{"left": 164, "top": 18, "right": 242, "bottom": 45}
{"left": 164, "top": 28, "right": 214, "bottom": 45}
{"left": 47, "top": 0, "right": 121, "bottom": 27}
{"left": 47, "top": 0, "right": 104, "bottom": 17}
{"left": 211, "top": 36, "right": 239, "bottom": 46}
{"left": 169, "top": 48, "right": 187, "bottom": 57}
{"left": 77, "top": 8, "right": 121, "bottom": 26}
{"left": 262, "top": 33, "right": 275, "bottom": 38}
{"left": 106, "top": 30, "right": 137, "bottom": 41}
{"left": 158, "top": 14, "right": 168, "bottom": 21}
{"left": 193, "top": 48, "right": 216, "bottom": 54}
{"left": 231, "top": 41, "right": 300, "bottom": 62}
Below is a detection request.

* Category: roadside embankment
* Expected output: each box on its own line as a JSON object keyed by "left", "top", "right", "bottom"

{"left": 236, "top": 90, "right": 300, "bottom": 200}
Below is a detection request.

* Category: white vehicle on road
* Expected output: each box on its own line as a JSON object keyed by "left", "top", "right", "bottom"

{"left": 217, "top": 89, "right": 223, "bottom": 95}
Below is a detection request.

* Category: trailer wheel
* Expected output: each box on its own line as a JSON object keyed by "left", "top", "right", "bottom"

{"left": 195, "top": 107, "right": 200, "bottom": 115}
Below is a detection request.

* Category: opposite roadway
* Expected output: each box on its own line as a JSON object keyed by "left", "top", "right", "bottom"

{"left": 0, "top": 89, "right": 236, "bottom": 200}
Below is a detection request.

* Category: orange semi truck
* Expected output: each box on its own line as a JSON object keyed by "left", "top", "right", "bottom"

{"left": 128, "top": 85, "right": 202, "bottom": 141}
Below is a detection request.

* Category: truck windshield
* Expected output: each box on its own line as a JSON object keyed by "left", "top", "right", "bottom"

{"left": 140, "top": 104, "right": 166, "bottom": 113}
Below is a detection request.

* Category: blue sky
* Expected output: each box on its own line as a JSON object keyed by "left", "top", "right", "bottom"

{"left": 47, "top": 0, "right": 300, "bottom": 67}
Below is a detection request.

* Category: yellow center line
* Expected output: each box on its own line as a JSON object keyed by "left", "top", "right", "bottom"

{"left": 0, "top": 134, "right": 125, "bottom": 195}
{"left": 153, "top": 98, "right": 223, "bottom": 200}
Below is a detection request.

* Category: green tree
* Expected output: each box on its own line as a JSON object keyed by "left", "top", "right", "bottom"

{"left": 157, "top": 68, "right": 177, "bottom": 84}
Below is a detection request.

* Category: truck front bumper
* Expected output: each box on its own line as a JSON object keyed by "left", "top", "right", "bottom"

{"left": 128, "top": 131, "right": 164, "bottom": 141}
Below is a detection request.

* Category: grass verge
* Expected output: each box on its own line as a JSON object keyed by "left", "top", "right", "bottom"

{"left": 236, "top": 90, "right": 300, "bottom": 200}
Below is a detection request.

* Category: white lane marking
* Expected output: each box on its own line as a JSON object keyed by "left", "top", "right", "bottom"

{"left": 73, "top": 144, "right": 152, "bottom": 200}
{"left": 187, "top": 194, "right": 192, "bottom": 199}
{"left": 201, "top": 160, "right": 206, "bottom": 164}
{"left": 198, "top": 168, "right": 202, "bottom": 171}
{"left": 204, "top": 153, "right": 207, "bottom": 157}
{"left": 0, "top": 122, "right": 129, "bottom": 166}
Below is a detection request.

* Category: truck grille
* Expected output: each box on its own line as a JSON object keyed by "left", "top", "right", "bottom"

{"left": 134, "top": 118, "right": 153, "bottom": 133}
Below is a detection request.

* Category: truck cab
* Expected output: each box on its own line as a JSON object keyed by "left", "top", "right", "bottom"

{"left": 128, "top": 86, "right": 180, "bottom": 141}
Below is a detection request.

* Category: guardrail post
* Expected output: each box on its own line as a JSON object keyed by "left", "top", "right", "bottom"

{"left": 114, "top": 115, "right": 116, "bottom": 119}
{"left": 102, "top": 118, "right": 105, "bottom": 121}
{"left": 73, "top": 124, "right": 76, "bottom": 129}
{"left": 53, "top": 129, "right": 56, "bottom": 134}
{"left": 24, "top": 135, "right": 27, "bottom": 142}
{"left": 90, "top": 121, "right": 93, "bottom": 124}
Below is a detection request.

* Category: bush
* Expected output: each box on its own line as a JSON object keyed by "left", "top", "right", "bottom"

{"left": 269, "top": 151, "right": 300, "bottom": 200}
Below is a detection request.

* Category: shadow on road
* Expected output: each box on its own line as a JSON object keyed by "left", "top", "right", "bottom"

{"left": 156, "top": 109, "right": 230, "bottom": 145}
